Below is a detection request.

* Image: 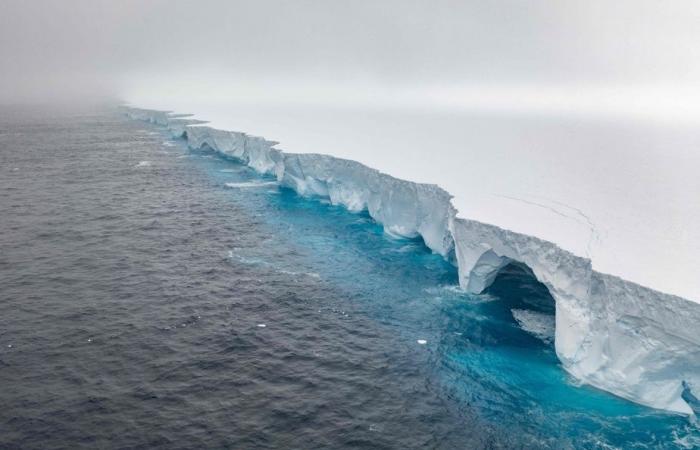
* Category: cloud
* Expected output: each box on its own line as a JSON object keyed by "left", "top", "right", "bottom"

{"left": 2, "top": 0, "right": 700, "bottom": 110}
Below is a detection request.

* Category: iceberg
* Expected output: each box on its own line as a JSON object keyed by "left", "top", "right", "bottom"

{"left": 123, "top": 106, "right": 700, "bottom": 416}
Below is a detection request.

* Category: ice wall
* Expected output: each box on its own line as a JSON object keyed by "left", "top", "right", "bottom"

{"left": 124, "top": 106, "right": 700, "bottom": 416}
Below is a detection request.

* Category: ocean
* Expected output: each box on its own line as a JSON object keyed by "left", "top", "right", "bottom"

{"left": 0, "top": 104, "right": 697, "bottom": 449}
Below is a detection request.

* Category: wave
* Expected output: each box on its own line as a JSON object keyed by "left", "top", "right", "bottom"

{"left": 123, "top": 105, "right": 700, "bottom": 416}
{"left": 224, "top": 181, "right": 278, "bottom": 189}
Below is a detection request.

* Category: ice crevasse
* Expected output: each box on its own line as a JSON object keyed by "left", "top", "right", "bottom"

{"left": 124, "top": 107, "right": 700, "bottom": 416}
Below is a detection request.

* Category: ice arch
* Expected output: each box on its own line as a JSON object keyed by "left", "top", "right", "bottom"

{"left": 465, "top": 252, "right": 558, "bottom": 335}
{"left": 123, "top": 106, "right": 700, "bottom": 416}
{"left": 451, "top": 216, "right": 593, "bottom": 364}
{"left": 465, "top": 249, "right": 511, "bottom": 294}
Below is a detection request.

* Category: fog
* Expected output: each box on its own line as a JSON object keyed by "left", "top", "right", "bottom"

{"left": 2, "top": 0, "right": 700, "bottom": 120}
{"left": 2, "top": 1, "right": 700, "bottom": 302}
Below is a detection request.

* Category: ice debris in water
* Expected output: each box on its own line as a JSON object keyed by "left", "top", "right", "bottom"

{"left": 511, "top": 309, "right": 555, "bottom": 344}
{"left": 124, "top": 106, "right": 700, "bottom": 416}
{"left": 257, "top": 324, "right": 266, "bottom": 328}
{"left": 417, "top": 339, "right": 427, "bottom": 345}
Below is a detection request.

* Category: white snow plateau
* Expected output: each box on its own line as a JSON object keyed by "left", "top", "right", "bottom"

{"left": 124, "top": 106, "right": 700, "bottom": 416}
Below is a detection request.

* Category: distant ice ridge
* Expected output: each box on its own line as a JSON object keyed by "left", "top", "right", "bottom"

{"left": 124, "top": 106, "right": 700, "bottom": 416}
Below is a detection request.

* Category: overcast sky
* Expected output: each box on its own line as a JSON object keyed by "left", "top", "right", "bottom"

{"left": 2, "top": 0, "right": 700, "bottom": 117}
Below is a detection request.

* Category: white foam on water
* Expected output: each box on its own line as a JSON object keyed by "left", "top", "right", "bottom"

{"left": 385, "top": 243, "right": 421, "bottom": 254}
{"left": 224, "top": 181, "right": 277, "bottom": 189}
{"left": 124, "top": 106, "right": 700, "bottom": 415}
{"left": 227, "top": 250, "right": 266, "bottom": 266}
{"left": 672, "top": 425, "right": 700, "bottom": 449}
{"left": 135, "top": 160, "right": 152, "bottom": 167}
{"left": 278, "top": 269, "right": 321, "bottom": 279}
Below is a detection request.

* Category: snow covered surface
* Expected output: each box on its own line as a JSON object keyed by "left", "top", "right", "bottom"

{"left": 123, "top": 105, "right": 700, "bottom": 416}
{"left": 125, "top": 101, "right": 700, "bottom": 303}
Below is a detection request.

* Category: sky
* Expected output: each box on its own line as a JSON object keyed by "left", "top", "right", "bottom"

{"left": 2, "top": 0, "right": 700, "bottom": 120}
{"left": 2, "top": 0, "right": 700, "bottom": 299}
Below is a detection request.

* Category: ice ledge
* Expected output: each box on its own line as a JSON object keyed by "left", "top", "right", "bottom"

{"left": 123, "top": 106, "right": 700, "bottom": 416}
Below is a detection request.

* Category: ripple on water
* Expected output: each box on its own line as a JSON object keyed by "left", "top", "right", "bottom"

{"left": 0, "top": 105, "right": 697, "bottom": 449}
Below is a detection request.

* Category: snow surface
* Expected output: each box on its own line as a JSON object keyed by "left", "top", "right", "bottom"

{"left": 123, "top": 105, "right": 700, "bottom": 415}
{"left": 125, "top": 101, "right": 700, "bottom": 303}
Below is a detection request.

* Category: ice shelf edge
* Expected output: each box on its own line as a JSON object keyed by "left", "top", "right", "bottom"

{"left": 123, "top": 106, "right": 700, "bottom": 416}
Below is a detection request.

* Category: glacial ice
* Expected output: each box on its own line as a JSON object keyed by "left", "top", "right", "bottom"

{"left": 511, "top": 309, "right": 555, "bottom": 345}
{"left": 124, "top": 106, "right": 700, "bottom": 416}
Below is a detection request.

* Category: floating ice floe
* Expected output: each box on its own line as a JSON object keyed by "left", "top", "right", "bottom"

{"left": 511, "top": 309, "right": 555, "bottom": 345}
{"left": 123, "top": 106, "right": 700, "bottom": 415}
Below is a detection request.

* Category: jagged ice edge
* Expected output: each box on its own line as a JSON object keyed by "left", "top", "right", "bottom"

{"left": 123, "top": 106, "right": 700, "bottom": 416}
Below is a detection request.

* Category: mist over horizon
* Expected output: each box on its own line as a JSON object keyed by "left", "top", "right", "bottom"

{"left": 3, "top": 0, "right": 700, "bottom": 122}
{"left": 3, "top": 2, "right": 700, "bottom": 447}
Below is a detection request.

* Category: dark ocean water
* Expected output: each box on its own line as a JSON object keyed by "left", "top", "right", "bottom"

{"left": 0, "top": 105, "right": 697, "bottom": 449}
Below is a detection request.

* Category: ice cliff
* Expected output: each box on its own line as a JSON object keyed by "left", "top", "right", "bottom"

{"left": 124, "top": 106, "right": 700, "bottom": 416}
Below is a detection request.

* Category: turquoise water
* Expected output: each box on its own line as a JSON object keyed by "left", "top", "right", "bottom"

{"left": 1, "top": 106, "right": 697, "bottom": 449}
{"left": 188, "top": 135, "right": 700, "bottom": 448}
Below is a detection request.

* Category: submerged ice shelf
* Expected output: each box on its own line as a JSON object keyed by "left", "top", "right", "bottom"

{"left": 124, "top": 106, "right": 700, "bottom": 416}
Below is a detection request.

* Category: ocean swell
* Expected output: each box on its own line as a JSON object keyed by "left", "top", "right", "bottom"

{"left": 123, "top": 106, "right": 700, "bottom": 416}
